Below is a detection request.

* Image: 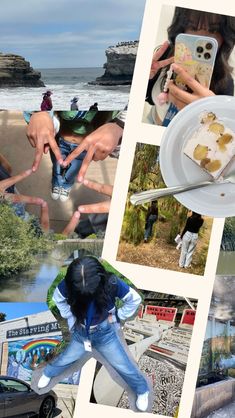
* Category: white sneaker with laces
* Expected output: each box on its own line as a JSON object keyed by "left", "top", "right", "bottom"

{"left": 51, "top": 186, "right": 60, "bottom": 201}
{"left": 136, "top": 391, "right": 149, "bottom": 412}
{"left": 38, "top": 374, "right": 51, "bottom": 389}
{"left": 60, "top": 187, "right": 71, "bottom": 202}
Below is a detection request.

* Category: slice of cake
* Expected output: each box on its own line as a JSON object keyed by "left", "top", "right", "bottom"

{"left": 183, "top": 112, "right": 235, "bottom": 179}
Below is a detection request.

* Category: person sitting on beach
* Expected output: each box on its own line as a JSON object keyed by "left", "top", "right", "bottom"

{"left": 41, "top": 90, "right": 53, "bottom": 111}
{"left": 89, "top": 102, "right": 98, "bottom": 111}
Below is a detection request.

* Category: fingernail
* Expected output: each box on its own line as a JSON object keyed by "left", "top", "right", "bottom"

{"left": 59, "top": 159, "right": 63, "bottom": 165}
{"left": 32, "top": 167, "right": 36, "bottom": 173}
{"left": 26, "top": 169, "right": 33, "bottom": 175}
{"left": 78, "top": 176, "right": 83, "bottom": 183}
{"left": 42, "top": 201, "right": 47, "bottom": 207}
{"left": 74, "top": 211, "right": 80, "bottom": 218}
{"left": 78, "top": 206, "right": 84, "bottom": 212}
{"left": 83, "top": 179, "right": 88, "bottom": 185}
{"left": 62, "top": 161, "right": 67, "bottom": 167}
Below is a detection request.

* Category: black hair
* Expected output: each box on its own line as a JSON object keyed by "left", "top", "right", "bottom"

{"left": 65, "top": 256, "right": 112, "bottom": 323}
{"left": 160, "top": 8, "right": 235, "bottom": 93}
{"left": 191, "top": 212, "right": 202, "bottom": 218}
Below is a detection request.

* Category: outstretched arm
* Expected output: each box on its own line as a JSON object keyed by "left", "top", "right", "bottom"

{"left": 78, "top": 179, "right": 113, "bottom": 214}
{"left": 62, "top": 211, "right": 81, "bottom": 236}
{"left": 0, "top": 169, "right": 32, "bottom": 195}
{"left": 1, "top": 169, "right": 50, "bottom": 232}
{"left": 26, "top": 112, "right": 63, "bottom": 171}
{"left": 62, "top": 122, "right": 123, "bottom": 182}
{"left": 0, "top": 153, "right": 12, "bottom": 175}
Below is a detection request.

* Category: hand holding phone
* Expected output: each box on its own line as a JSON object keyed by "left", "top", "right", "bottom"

{"left": 174, "top": 33, "right": 218, "bottom": 91}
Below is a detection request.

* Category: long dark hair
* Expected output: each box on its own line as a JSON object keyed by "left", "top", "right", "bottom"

{"left": 191, "top": 211, "right": 202, "bottom": 219}
{"left": 160, "top": 8, "right": 235, "bottom": 93}
{"left": 65, "top": 256, "right": 112, "bottom": 323}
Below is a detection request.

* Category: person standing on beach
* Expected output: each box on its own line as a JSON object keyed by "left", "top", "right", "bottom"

{"left": 70, "top": 97, "right": 79, "bottom": 110}
{"left": 41, "top": 91, "right": 53, "bottom": 111}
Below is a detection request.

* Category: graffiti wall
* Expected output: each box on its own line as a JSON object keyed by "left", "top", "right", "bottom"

{"left": 7, "top": 336, "right": 80, "bottom": 384}
{"left": 7, "top": 336, "right": 62, "bottom": 381}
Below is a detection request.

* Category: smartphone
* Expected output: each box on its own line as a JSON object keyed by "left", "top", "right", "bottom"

{"left": 174, "top": 33, "right": 218, "bottom": 91}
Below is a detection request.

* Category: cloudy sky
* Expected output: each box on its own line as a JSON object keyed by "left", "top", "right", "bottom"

{"left": 0, "top": 0, "right": 145, "bottom": 68}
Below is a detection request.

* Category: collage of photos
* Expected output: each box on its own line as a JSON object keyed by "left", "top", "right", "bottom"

{"left": 0, "top": 1, "right": 235, "bottom": 418}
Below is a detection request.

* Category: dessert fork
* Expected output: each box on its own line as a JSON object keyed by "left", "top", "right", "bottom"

{"left": 130, "top": 171, "right": 235, "bottom": 205}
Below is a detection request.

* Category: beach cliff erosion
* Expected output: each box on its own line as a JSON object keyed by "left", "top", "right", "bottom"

{"left": 90, "top": 40, "right": 139, "bottom": 86}
{"left": 0, "top": 53, "right": 45, "bottom": 87}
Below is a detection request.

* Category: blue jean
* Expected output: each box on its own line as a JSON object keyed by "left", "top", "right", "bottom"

{"left": 179, "top": 231, "right": 198, "bottom": 267}
{"left": 50, "top": 137, "right": 86, "bottom": 190}
{"left": 144, "top": 214, "right": 157, "bottom": 240}
{"left": 44, "top": 319, "right": 149, "bottom": 395}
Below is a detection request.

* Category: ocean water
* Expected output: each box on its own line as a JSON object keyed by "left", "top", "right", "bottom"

{"left": 0, "top": 67, "right": 130, "bottom": 110}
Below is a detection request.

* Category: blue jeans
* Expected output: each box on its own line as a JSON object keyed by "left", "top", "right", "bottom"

{"left": 44, "top": 319, "right": 149, "bottom": 395}
{"left": 50, "top": 137, "right": 86, "bottom": 190}
{"left": 144, "top": 214, "right": 157, "bottom": 240}
{"left": 179, "top": 231, "right": 198, "bottom": 267}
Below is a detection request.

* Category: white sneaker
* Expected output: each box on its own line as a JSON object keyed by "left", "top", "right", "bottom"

{"left": 60, "top": 187, "right": 71, "bottom": 202}
{"left": 38, "top": 374, "right": 51, "bottom": 389}
{"left": 51, "top": 186, "right": 60, "bottom": 200}
{"left": 136, "top": 391, "right": 149, "bottom": 412}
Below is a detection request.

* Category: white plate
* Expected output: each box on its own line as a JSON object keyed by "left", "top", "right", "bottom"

{"left": 159, "top": 96, "right": 235, "bottom": 218}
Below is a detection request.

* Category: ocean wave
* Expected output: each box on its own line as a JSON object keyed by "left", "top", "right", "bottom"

{"left": 0, "top": 82, "right": 130, "bottom": 110}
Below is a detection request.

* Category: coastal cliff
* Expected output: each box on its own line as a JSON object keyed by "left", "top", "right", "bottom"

{"left": 91, "top": 41, "right": 139, "bottom": 86}
{"left": 0, "top": 53, "right": 45, "bottom": 87}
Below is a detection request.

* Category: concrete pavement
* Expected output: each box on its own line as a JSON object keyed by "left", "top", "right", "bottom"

{"left": 0, "top": 111, "right": 118, "bottom": 231}
{"left": 53, "top": 384, "right": 78, "bottom": 418}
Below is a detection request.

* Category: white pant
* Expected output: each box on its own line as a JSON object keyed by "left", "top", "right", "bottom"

{"left": 179, "top": 231, "right": 198, "bottom": 268}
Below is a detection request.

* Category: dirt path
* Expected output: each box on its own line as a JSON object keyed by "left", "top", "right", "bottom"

{"left": 117, "top": 218, "right": 213, "bottom": 276}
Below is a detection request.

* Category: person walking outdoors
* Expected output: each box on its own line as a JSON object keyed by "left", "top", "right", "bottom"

{"left": 41, "top": 90, "right": 53, "bottom": 111}
{"left": 144, "top": 201, "right": 158, "bottom": 243}
{"left": 179, "top": 212, "right": 204, "bottom": 268}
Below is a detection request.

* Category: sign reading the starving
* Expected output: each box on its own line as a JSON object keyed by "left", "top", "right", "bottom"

{"left": 6, "top": 322, "right": 60, "bottom": 339}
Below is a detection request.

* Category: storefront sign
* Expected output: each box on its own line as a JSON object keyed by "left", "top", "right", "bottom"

{"left": 6, "top": 322, "right": 60, "bottom": 339}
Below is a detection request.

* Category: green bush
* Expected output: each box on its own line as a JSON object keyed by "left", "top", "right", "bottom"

{"left": 0, "top": 203, "right": 53, "bottom": 278}
{"left": 53, "top": 233, "right": 67, "bottom": 241}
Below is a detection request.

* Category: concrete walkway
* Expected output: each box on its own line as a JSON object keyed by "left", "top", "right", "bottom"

{"left": 206, "top": 400, "right": 235, "bottom": 417}
{"left": 53, "top": 384, "right": 78, "bottom": 418}
{"left": 0, "top": 111, "right": 117, "bottom": 231}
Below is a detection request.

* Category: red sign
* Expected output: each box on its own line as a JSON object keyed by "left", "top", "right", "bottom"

{"left": 180, "top": 309, "right": 196, "bottom": 325}
{"left": 144, "top": 305, "right": 177, "bottom": 322}
{"left": 138, "top": 305, "right": 144, "bottom": 318}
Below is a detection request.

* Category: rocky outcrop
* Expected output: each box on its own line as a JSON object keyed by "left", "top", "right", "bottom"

{"left": 91, "top": 41, "right": 139, "bottom": 86}
{"left": 0, "top": 53, "right": 45, "bottom": 87}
